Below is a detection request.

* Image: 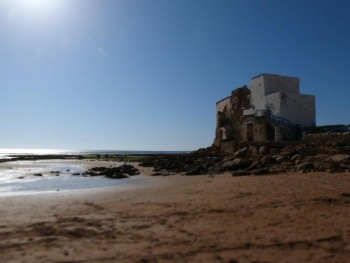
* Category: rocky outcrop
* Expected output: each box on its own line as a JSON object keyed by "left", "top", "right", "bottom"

{"left": 84, "top": 164, "right": 140, "bottom": 179}
{"left": 139, "top": 135, "right": 350, "bottom": 176}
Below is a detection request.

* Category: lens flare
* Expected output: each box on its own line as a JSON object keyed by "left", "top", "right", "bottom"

{"left": 12, "top": 0, "right": 62, "bottom": 14}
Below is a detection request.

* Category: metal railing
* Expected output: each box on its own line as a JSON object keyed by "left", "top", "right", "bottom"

{"left": 264, "top": 110, "right": 296, "bottom": 131}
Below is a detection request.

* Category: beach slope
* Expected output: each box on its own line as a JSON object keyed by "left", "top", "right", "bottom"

{"left": 1, "top": 172, "right": 350, "bottom": 262}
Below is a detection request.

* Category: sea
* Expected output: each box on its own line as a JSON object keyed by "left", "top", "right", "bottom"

{"left": 0, "top": 149, "right": 189, "bottom": 196}
{"left": 0, "top": 148, "right": 189, "bottom": 159}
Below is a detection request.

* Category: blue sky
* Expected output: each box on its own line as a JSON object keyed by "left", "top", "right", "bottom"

{"left": 0, "top": 0, "right": 349, "bottom": 151}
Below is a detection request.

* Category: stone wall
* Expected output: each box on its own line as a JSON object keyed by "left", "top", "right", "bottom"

{"left": 250, "top": 74, "right": 300, "bottom": 110}
{"left": 241, "top": 116, "right": 274, "bottom": 142}
{"left": 213, "top": 86, "right": 251, "bottom": 148}
{"left": 303, "top": 133, "right": 350, "bottom": 146}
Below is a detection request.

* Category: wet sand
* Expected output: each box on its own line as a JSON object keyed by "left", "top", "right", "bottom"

{"left": 0, "top": 169, "right": 350, "bottom": 262}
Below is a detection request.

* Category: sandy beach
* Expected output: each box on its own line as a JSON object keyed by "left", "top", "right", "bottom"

{"left": 0, "top": 163, "right": 349, "bottom": 263}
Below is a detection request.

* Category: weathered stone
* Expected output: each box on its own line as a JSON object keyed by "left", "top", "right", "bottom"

{"left": 259, "top": 146, "right": 269, "bottom": 155}
{"left": 221, "top": 158, "right": 252, "bottom": 171}
{"left": 246, "top": 160, "right": 262, "bottom": 171}
{"left": 275, "top": 155, "right": 288, "bottom": 164}
{"left": 330, "top": 154, "right": 350, "bottom": 163}
{"left": 297, "top": 162, "right": 314, "bottom": 173}
{"left": 87, "top": 164, "right": 140, "bottom": 179}
{"left": 290, "top": 154, "right": 302, "bottom": 162}
{"left": 261, "top": 155, "right": 274, "bottom": 165}
{"left": 233, "top": 147, "right": 248, "bottom": 158}
{"left": 248, "top": 146, "right": 258, "bottom": 157}
{"left": 269, "top": 148, "right": 280, "bottom": 155}
{"left": 280, "top": 151, "right": 292, "bottom": 157}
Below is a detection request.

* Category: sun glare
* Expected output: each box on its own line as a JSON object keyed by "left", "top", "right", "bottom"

{"left": 13, "top": 0, "right": 62, "bottom": 14}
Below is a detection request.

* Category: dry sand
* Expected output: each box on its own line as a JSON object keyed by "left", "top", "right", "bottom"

{"left": 0, "top": 166, "right": 350, "bottom": 263}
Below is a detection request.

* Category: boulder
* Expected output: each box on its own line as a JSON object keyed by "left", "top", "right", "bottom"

{"left": 297, "top": 162, "right": 314, "bottom": 173}
{"left": 248, "top": 146, "right": 258, "bottom": 157}
{"left": 261, "top": 155, "right": 274, "bottom": 165}
{"left": 221, "top": 158, "right": 252, "bottom": 171}
{"left": 233, "top": 147, "right": 248, "bottom": 158}
{"left": 290, "top": 154, "right": 302, "bottom": 162}
{"left": 246, "top": 160, "right": 262, "bottom": 171}
{"left": 259, "top": 146, "right": 269, "bottom": 155}
{"left": 87, "top": 164, "right": 140, "bottom": 179}
{"left": 330, "top": 154, "right": 350, "bottom": 163}
{"left": 275, "top": 155, "right": 288, "bottom": 164}
{"left": 269, "top": 148, "right": 280, "bottom": 155}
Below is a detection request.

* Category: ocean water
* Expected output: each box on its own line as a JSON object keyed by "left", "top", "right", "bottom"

{"left": 0, "top": 148, "right": 189, "bottom": 159}
{"left": 0, "top": 149, "right": 183, "bottom": 196}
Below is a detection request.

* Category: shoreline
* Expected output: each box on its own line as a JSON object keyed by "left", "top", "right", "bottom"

{"left": 1, "top": 170, "right": 349, "bottom": 262}
{"left": 0, "top": 159, "right": 156, "bottom": 196}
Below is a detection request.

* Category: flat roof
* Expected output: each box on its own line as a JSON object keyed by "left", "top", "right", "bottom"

{"left": 251, "top": 73, "right": 298, "bottom": 80}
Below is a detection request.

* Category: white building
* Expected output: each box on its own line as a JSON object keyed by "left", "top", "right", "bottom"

{"left": 244, "top": 74, "right": 316, "bottom": 128}
{"left": 213, "top": 74, "right": 316, "bottom": 150}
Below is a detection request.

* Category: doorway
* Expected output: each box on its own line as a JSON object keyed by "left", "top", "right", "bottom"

{"left": 247, "top": 123, "right": 254, "bottom": 142}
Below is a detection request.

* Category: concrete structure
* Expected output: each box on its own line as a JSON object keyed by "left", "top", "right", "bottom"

{"left": 213, "top": 74, "right": 316, "bottom": 151}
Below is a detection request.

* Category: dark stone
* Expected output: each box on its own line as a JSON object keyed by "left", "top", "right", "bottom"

{"left": 259, "top": 146, "right": 269, "bottom": 155}
{"left": 297, "top": 162, "right": 314, "bottom": 171}
{"left": 233, "top": 147, "right": 248, "bottom": 158}
{"left": 261, "top": 155, "right": 274, "bottom": 165}
{"left": 33, "top": 173, "right": 43, "bottom": 176}
{"left": 86, "top": 164, "right": 140, "bottom": 179}
{"left": 221, "top": 158, "right": 252, "bottom": 171}
{"left": 275, "top": 155, "right": 288, "bottom": 164}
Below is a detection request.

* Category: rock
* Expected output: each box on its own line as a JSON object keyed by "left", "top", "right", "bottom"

{"left": 297, "top": 162, "right": 314, "bottom": 173}
{"left": 259, "top": 146, "right": 269, "bottom": 155}
{"left": 269, "top": 148, "right": 280, "bottom": 155}
{"left": 261, "top": 155, "right": 274, "bottom": 165}
{"left": 275, "top": 155, "right": 288, "bottom": 164}
{"left": 233, "top": 147, "right": 248, "bottom": 158}
{"left": 221, "top": 158, "right": 252, "bottom": 171}
{"left": 290, "top": 154, "right": 302, "bottom": 162}
{"left": 248, "top": 146, "right": 258, "bottom": 157}
{"left": 330, "top": 154, "right": 350, "bottom": 163}
{"left": 33, "top": 173, "right": 43, "bottom": 176}
{"left": 87, "top": 164, "right": 140, "bottom": 179}
{"left": 246, "top": 160, "right": 262, "bottom": 171}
